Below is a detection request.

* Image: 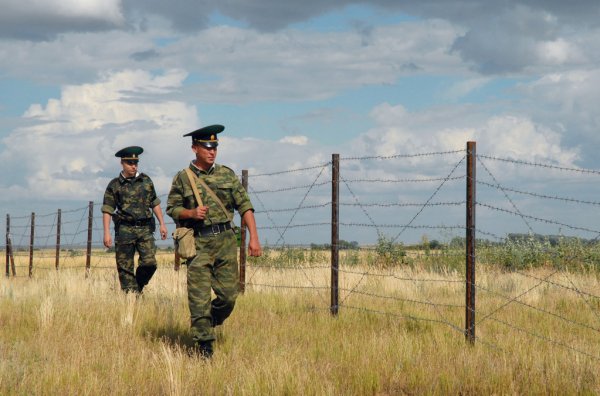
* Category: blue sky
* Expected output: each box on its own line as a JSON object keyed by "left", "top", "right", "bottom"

{"left": 1, "top": 1, "right": 600, "bottom": 245}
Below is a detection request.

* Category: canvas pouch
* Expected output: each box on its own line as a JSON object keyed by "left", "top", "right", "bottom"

{"left": 173, "top": 227, "right": 196, "bottom": 259}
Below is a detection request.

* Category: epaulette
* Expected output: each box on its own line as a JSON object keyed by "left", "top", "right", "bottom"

{"left": 219, "top": 164, "right": 236, "bottom": 174}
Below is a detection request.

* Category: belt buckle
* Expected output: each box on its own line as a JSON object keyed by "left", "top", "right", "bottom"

{"left": 211, "top": 224, "right": 220, "bottom": 235}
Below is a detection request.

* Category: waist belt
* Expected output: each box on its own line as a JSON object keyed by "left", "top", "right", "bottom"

{"left": 120, "top": 218, "right": 153, "bottom": 227}
{"left": 195, "top": 222, "right": 232, "bottom": 237}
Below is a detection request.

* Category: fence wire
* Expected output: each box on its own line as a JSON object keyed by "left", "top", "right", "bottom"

{"left": 3, "top": 147, "right": 600, "bottom": 364}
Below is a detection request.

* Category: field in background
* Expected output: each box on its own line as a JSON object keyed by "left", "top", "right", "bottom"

{"left": 1, "top": 247, "right": 599, "bottom": 395}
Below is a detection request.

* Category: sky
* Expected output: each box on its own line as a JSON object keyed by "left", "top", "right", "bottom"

{"left": 1, "top": 0, "right": 600, "bottom": 246}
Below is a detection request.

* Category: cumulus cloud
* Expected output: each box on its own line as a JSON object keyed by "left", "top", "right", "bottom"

{"left": 0, "top": 68, "right": 333, "bottom": 204}
{"left": 518, "top": 69, "right": 600, "bottom": 135}
{"left": 350, "top": 102, "right": 579, "bottom": 169}
{"left": 0, "top": 69, "right": 199, "bottom": 201}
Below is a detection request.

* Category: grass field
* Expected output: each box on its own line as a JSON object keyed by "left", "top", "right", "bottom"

{"left": 1, "top": 248, "right": 599, "bottom": 395}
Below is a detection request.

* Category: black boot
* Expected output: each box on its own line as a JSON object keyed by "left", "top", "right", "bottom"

{"left": 194, "top": 341, "right": 213, "bottom": 359}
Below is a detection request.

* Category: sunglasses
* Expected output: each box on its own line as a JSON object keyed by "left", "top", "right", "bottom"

{"left": 124, "top": 160, "right": 139, "bottom": 166}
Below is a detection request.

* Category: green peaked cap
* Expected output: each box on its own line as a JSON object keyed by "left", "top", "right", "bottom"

{"left": 115, "top": 146, "right": 143, "bottom": 160}
{"left": 184, "top": 124, "right": 224, "bottom": 148}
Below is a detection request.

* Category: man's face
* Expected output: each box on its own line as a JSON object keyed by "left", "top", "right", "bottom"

{"left": 192, "top": 144, "right": 218, "bottom": 170}
{"left": 121, "top": 160, "right": 138, "bottom": 178}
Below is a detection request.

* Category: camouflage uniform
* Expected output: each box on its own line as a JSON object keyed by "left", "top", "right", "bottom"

{"left": 102, "top": 173, "right": 161, "bottom": 293}
{"left": 167, "top": 163, "right": 253, "bottom": 343}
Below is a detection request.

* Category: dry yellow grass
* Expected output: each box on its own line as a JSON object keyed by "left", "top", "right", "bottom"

{"left": 1, "top": 251, "right": 599, "bottom": 395}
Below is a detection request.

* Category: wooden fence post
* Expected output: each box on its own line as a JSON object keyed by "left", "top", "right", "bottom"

{"left": 239, "top": 170, "right": 248, "bottom": 294}
{"left": 331, "top": 154, "right": 340, "bottom": 316}
{"left": 465, "top": 141, "right": 476, "bottom": 344}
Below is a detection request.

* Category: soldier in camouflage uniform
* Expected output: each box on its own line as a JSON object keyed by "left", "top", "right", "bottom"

{"left": 167, "top": 125, "right": 261, "bottom": 359}
{"left": 102, "top": 146, "right": 168, "bottom": 293}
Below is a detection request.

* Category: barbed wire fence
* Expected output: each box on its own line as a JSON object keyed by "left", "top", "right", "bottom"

{"left": 3, "top": 141, "right": 600, "bottom": 362}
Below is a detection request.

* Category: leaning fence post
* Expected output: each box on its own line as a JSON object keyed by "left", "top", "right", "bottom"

{"left": 465, "top": 141, "right": 476, "bottom": 344}
{"left": 7, "top": 233, "right": 16, "bottom": 277}
{"left": 29, "top": 212, "right": 35, "bottom": 278}
{"left": 55, "top": 209, "right": 61, "bottom": 270}
{"left": 331, "top": 154, "right": 340, "bottom": 316}
{"left": 174, "top": 251, "right": 180, "bottom": 271}
{"left": 239, "top": 170, "right": 248, "bottom": 294}
{"left": 5, "top": 214, "right": 9, "bottom": 277}
{"left": 85, "top": 201, "right": 93, "bottom": 277}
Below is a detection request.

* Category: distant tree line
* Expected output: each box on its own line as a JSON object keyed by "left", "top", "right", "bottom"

{"left": 310, "top": 240, "right": 359, "bottom": 250}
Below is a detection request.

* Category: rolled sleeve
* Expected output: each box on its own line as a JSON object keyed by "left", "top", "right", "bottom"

{"left": 101, "top": 204, "right": 115, "bottom": 215}
{"left": 151, "top": 197, "right": 161, "bottom": 208}
{"left": 101, "top": 182, "right": 117, "bottom": 215}
{"left": 166, "top": 172, "right": 185, "bottom": 221}
{"left": 232, "top": 177, "right": 254, "bottom": 216}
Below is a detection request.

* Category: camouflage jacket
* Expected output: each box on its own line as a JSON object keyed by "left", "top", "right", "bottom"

{"left": 166, "top": 163, "right": 253, "bottom": 228}
{"left": 101, "top": 173, "right": 161, "bottom": 222}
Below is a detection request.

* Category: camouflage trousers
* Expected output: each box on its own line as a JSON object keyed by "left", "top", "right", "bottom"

{"left": 187, "top": 229, "right": 239, "bottom": 343}
{"left": 115, "top": 225, "right": 157, "bottom": 293}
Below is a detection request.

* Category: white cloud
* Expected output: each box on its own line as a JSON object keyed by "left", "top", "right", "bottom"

{"left": 279, "top": 135, "right": 308, "bottom": 145}
{"left": 515, "top": 69, "right": 600, "bottom": 154}
{"left": 0, "top": 69, "right": 199, "bottom": 201}
{"left": 351, "top": 102, "right": 579, "bottom": 168}
{"left": 0, "top": 21, "right": 465, "bottom": 101}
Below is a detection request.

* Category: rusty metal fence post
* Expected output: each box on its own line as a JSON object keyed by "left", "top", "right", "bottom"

{"left": 55, "top": 209, "right": 61, "bottom": 270}
{"left": 85, "top": 201, "right": 93, "bottom": 277}
{"left": 465, "top": 141, "right": 476, "bottom": 343}
{"left": 29, "top": 212, "right": 35, "bottom": 278}
{"left": 5, "top": 214, "right": 9, "bottom": 277}
{"left": 174, "top": 252, "right": 181, "bottom": 271}
{"left": 239, "top": 170, "right": 248, "bottom": 294}
{"left": 331, "top": 154, "right": 340, "bottom": 316}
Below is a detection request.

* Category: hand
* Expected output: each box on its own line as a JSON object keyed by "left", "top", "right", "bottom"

{"left": 103, "top": 233, "right": 112, "bottom": 248}
{"left": 159, "top": 224, "right": 168, "bottom": 240}
{"left": 248, "top": 237, "right": 262, "bottom": 257}
{"left": 189, "top": 206, "right": 209, "bottom": 220}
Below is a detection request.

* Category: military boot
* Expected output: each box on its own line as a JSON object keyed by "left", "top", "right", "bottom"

{"left": 194, "top": 341, "right": 214, "bottom": 359}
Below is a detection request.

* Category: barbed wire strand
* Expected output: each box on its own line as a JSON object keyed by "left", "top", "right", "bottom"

{"left": 250, "top": 162, "right": 331, "bottom": 178}
{"left": 488, "top": 316, "right": 600, "bottom": 362}
{"left": 478, "top": 202, "right": 600, "bottom": 235}
{"left": 391, "top": 155, "right": 466, "bottom": 244}
{"left": 477, "top": 154, "right": 600, "bottom": 175}
{"left": 339, "top": 304, "right": 505, "bottom": 354}
{"left": 475, "top": 280, "right": 599, "bottom": 333}
{"left": 477, "top": 180, "right": 600, "bottom": 206}
{"left": 477, "top": 156, "right": 534, "bottom": 233}
{"left": 340, "top": 149, "right": 465, "bottom": 161}
{"left": 273, "top": 165, "right": 328, "bottom": 247}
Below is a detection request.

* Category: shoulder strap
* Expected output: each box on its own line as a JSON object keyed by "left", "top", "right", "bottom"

{"left": 196, "top": 177, "right": 233, "bottom": 221}
{"left": 184, "top": 168, "right": 233, "bottom": 222}
{"left": 183, "top": 168, "right": 203, "bottom": 207}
